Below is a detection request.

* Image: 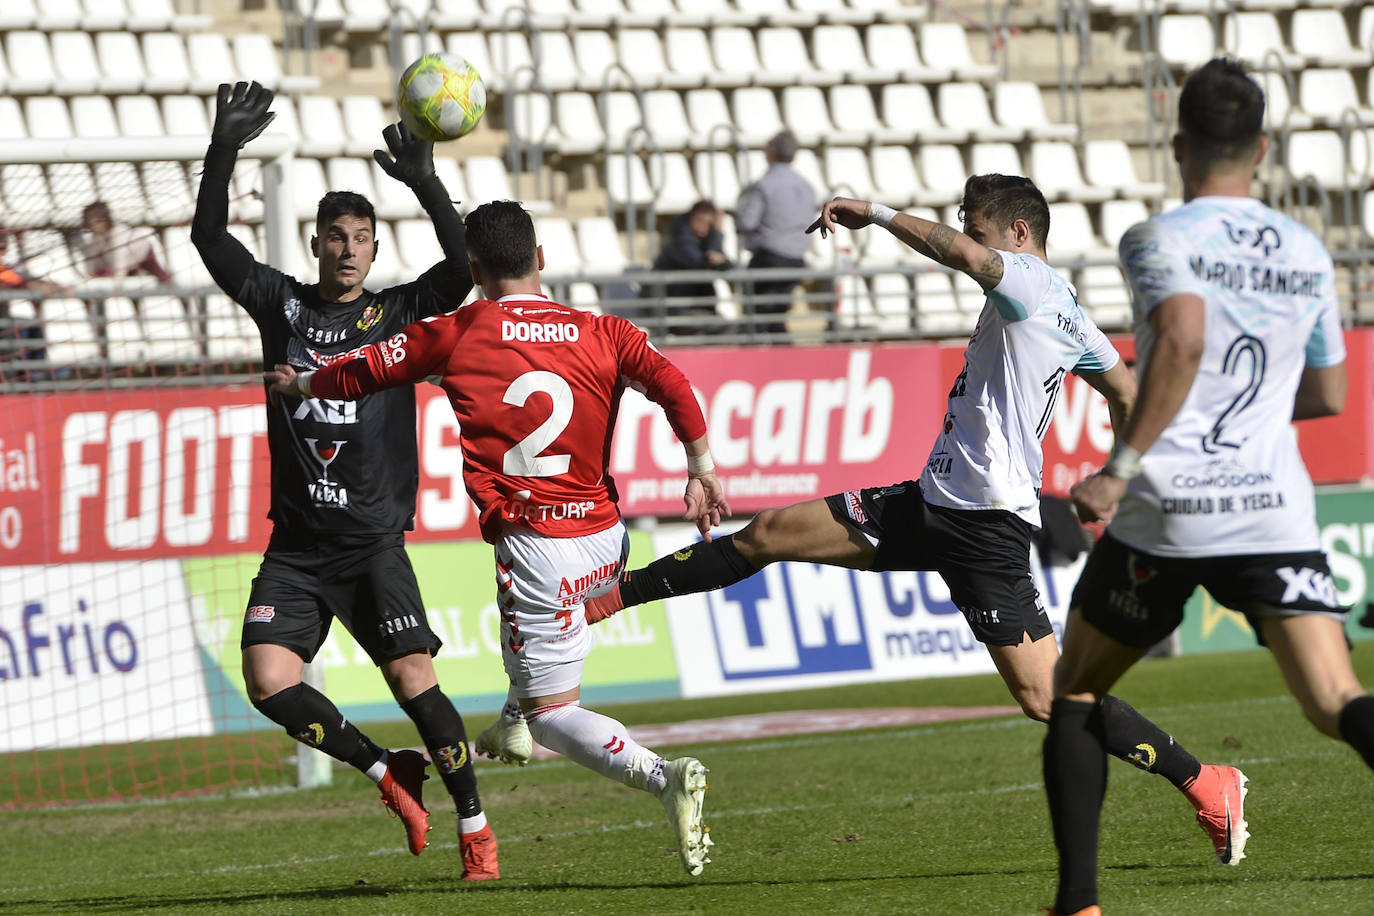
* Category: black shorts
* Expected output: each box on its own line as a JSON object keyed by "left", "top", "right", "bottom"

{"left": 825, "top": 481, "right": 1053, "bottom": 646}
{"left": 1073, "top": 532, "right": 1349, "bottom": 649}
{"left": 241, "top": 530, "right": 441, "bottom": 665}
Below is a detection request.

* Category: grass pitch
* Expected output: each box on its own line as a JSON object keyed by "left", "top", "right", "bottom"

{"left": 3, "top": 647, "right": 1373, "bottom": 915}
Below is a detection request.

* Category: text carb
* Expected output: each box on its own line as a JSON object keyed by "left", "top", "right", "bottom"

{"left": 59, "top": 406, "right": 266, "bottom": 554}
{"left": 610, "top": 350, "right": 893, "bottom": 474}
{"left": 502, "top": 320, "right": 580, "bottom": 343}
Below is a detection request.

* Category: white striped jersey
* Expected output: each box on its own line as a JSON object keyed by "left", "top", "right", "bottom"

{"left": 920, "top": 250, "right": 1120, "bottom": 527}
{"left": 1108, "top": 196, "right": 1344, "bottom": 557}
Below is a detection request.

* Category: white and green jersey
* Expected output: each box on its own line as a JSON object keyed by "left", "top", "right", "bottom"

{"left": 920, "top": 250, "right": 1120, "bottom": 527}
{"left": 1109, "top": 196, "right": 1344, "bottom": 558}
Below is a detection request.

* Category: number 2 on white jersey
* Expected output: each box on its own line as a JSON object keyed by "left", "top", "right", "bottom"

{"left": 503, "top": 370, "right": 573, "bottom": 477}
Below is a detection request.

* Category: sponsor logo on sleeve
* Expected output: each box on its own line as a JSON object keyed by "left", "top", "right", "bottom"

{"left": 245, "top": 605, "right": 276, "bottom": 623}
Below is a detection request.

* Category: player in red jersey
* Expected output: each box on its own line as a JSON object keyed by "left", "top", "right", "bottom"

{"left": 265, "top": 200, "right": 728, "bottom": 877}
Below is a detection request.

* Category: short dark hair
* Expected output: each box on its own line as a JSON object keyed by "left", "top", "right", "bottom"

{"left": 83, "top": 201, "right": 112, "bottom": 224}
{"left": 315, "top": 190, "right": 376, "bottom": 234}
{"left": 688, "top": 200, "right": 718, "bottom": 218}
{"left": 465, "top": 200, "right": 537, "bottom": 279}
{"left": 958, "top": 174, "right": 1050, "bottom": 249}
{"left": 1178, "top": 57, "right": 1265, "bottom": 164}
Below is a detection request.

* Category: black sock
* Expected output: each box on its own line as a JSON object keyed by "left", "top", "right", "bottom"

{"left": 1338, "top": 695, "right": 1374, "bottom": 770}
{"left": 1044, "top": 698, "right": 1106, "bottom": 915}
{"left": 1099, "top": 694, "right": 1203, "bottom": 790}
{"left": 401, "top": 685, "right": 481, "bottom": 819}
{"left": 253, "top": 682, "right": 383, "bottom": 773}
{"left": 618, "top": 533, "right": 759, "bottom": 608}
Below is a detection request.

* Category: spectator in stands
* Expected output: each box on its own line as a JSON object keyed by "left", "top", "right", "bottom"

{"left": 80, "top": 202, "right": 172, "bottom": 283}
{"left": 646, "top": 200, "right": 733, "bottom": 335}
{"left": 735, "top": 131, "right": 816, "bottom": 335}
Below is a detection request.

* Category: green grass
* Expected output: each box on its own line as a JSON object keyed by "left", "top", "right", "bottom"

{"left": 3, "top": 648, "right": 1374, "bottom": 914}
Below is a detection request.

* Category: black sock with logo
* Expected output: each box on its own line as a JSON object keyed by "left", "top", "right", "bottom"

{"left": 1338, "top": 695, "right": 1374, "bottom": 770}
{"left": 1099, "top": 694, "right": 1202, "bottom": 790}
{"left": 617, "top": 534, "right": 758, "bottom": 608}
{"left": 1044, "top": 697, "right": 1106, "bottom": 915}
{"left": 401, "top": 685, "right": 481, "bottom": 818}
{"left": 253, "top": 682, "right": 383, "bottom": 773}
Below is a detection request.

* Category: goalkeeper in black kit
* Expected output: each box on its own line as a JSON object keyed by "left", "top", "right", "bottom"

{"left": 190, "top": 80, "right": 498, "bottom": 880}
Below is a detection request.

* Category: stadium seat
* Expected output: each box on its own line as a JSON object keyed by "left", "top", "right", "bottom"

{"left": 340, "top": 96, "right": 387, "bottom": 158}
{"left": 186, "top": 33, "right": 236, "bottom": 94}
{"left": 291, "top": 158, "right": 329, "bottom": 220}
{"left": 605, "top": 153, "right": 655, "bottom": 207}
{"left": 36, "top": 0, "right": 81, "bottom": 29}
{"left": 737, "top": 0, "right": 817, "bottom": 27}
{"left": 296, "top": 97, "right": 347, "bottom": 157}
{"left": 1077, "top": 265, "right": 1133, "bottom": 329}
{"left": 618, "top": 28, "right": 679, "bottom": 89}
{"left": 80, "top": 0, "right": 128, "bottom": 30}
{"left": 993, "top": 82, "right": 1077, "bottom": 141}
{"left": 1030, "top": 141, "right": 1114, "bottom": 203}
{"left": 866, "top": 22, "right": 947, "bottom": 83}
{"left": 573, "top": 31, "right": 619, "bottom": 89}
{"left": 711, "top": 28, "right": 769, "bottom": 87}
{"left": 50, "top": 31, "right": 101, "bottom": 95}
{"left": 685, "top": 88, "right": 734, "bottom": 142}
{"left": 340, "top": 0, "right": 388, "bottom": 31}
{"left": 5, "top": 32, "right": 56, "bottom": 95}
{"left": 1284, "top": 130, "right": 1359, "bottom": 190}
{"left": 567, "top": 281, "right": 602, "bottom": 313}
{"left": 680, "top": 0, "right": 752, "bottom": 26}
{"left": 880, "top": 83, "right": 961, "bottom": 144}
{"left": 141, "top": 295, "right": 199, "bottom": 363}
{"left": 41, "top": 297, "right": 101, "bottom": 365}
{"left": 1156, "top": 16, "right": 1215, "bottom": 69}
{"left": 666, "top": 28, "right": 726, "bottom": 88}
{"left": 464, "top": 157, "right": 516, "bottom": 207}
{"left": 1222, "top": 13, "right": 1302, "bottom": 69}
{"left": 324, "top": 157, "right": 378, "bottom": 207}
{"left": 915, "top": 145, "right": 966, "bottom": 206}
{"left": 790, "top": 149, "right": 828, "bottom": 197}
{"left": 0, "top": 0, "right": 36, "bottom": 30}
{"left": 368, "top": 221, "right": 403, "bottom": 288}
{"left": 367, "top": 159, "right": 421, "bottom": 221}
{"left": 654, "top": 152, "right": 700, "bottom": 212}
{"left": 938, "top": 83, "right": 1020, "bottom": 142}
{"left": 856, "top": 220, "right": 911, "bottom": 264}
{"left": 576, "top": 216, "right": 629, "bottom": 273}
{"left": 429, "top": 0, "right": 480, "bottom": 26}
{"left": 603, "top": 90, "right": 648, "bottom": 151}
{"left": 693, "top": 150, "right": 744, "bottom": 205}
{"left": 781, "top": 86, "right": 835, "bottom": 146}
{"left": 1361, "top": 7, "right": 1374, "bottom": 58}
{"left": 204, "top": 293, "right": 258, "bottom": 361}
{"left": 0, "top": 98, "right": 24, "bottom": 142}
{"left": 100, "top": 295, "right": 150, "bottom": 366}
{"left": 1084, "top": 140, "right": 1166, "bottom": 199}
{"left": 852, "top": 0, "right": 925, "bottom": 22}
{"left": 1048, "top": 202, "right": 1110, "bottom": 259}
{"left": 95, "top": 161, "right": 147, "bottom": 226}
{"left": 432, "top": 157, "right": 469, "bottom": 211}
{"left": 533, "top": 217, "right": 582, "bottom": 273}
{"left": 233, "top": 34, "right": 307, "bottom": 92}
{"left": 1291, "top": 9, "right": 1371, "bottom": 68}
{"left": 792, "top": 0, "right": 868, "bottom": 25}
{"left": 1099, "top": 199, "right": 1150, "bottom": 249}
{"left": 913, "top": 271, "right": 973, "bottom": 337}
{"left": 970, "top": 142, "right": 1023, "bottom": 182}
{"left": 869, "top": 146, "right": 921, "bottom": 208}
{"left": 642, "top": 89, "right": 694, "bottom": 149}
{"left": 159, "top": 94, "right": 209, "bottom": 137}
{"left": 95, "top": 31, "right": 144, "bottom": 94}
{"left": 140, "top": 31, "right": 191, "bottom": 94}
{"left": 555, "top": 92, "right": 606, "bottom": 154}
{"left": 124, "top": 0, "right": 174, "bottom": 31}
{"left": 731, "top": 88, "right": 786, "bottom": 146}
{"left": 577, "top": 0, "right": 636, "bottom": 28}
{"left": 827, "top": 84, "right": 884, "bottom": 144}
{"left": 446, "top": 33, "right": 494, "bottom": 85}
{"left": 141, "top": 161, "right": 193, "bottom": 224}
{"left": 508, "top": 90, "right": 556, "bottom": 147}
{"left": 71, "top": 95, "right": 118, "bottom": 139}
{"left": 1255, "top": 69, "right": 1313, "bottom": 131}
{"left": 759, "top": 27, "right": 830, "bottom": 87}
{"left": 2, "top": 164, "right": 53, "bottom": 225}
{"left": 488, "top": 29, "right": 534, "bottom": 90}
{"left": 918, "top": 22, "right": 997, "bottom": 81}
{"left": 24, "top": 97, "right": 74, "bottom": 140}
{"left": 821, "top": 146, "right": 876, "bottom": 200}
{"left": 814, "top": 24, "right": 899, "bottom": 85}
{"left": 391, "top": 219, "right": 443, "bottom": 275}
{"left": 526, "top": 30, "right": 580, "bottom": 91}
{"left": 1299, "top": 69, "right": 1374, "bottom": 125}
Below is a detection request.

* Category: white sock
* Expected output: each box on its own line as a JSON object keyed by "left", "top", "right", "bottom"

{"left": 458, "top": 811, "right": 488, "bottom": 834}
{"left": 502, "top": 684, "right": 524, "bottom": 721}
{"left": 365, "top": 749, "right": 389, "bottom": 784}
{"left": 526, "top": 701, "right": 666, "bottom": 793}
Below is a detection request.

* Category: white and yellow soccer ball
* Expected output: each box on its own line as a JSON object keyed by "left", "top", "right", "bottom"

{"left": 395, "top": 52, "right": 487, "bottom": 142}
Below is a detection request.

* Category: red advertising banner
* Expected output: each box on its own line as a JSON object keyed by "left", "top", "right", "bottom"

{"left": 1, "top": 330, "right": 1367, "bottom": 565}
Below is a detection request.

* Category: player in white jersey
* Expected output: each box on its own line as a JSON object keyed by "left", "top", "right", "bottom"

{"left": 1042, "top": 59, "right": 1374, "bottom": 916}
{"left": 552, "top": 177, "right": 1244, "bottom": 859}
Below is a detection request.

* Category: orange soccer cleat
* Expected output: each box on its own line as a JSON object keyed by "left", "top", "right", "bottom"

{"left": 460, "top": 823, "right": 500, "bottom": 881}
{"left": 377, "top": 748, "right": 432, "bottom": 855}
{"left": 584, "top": 579, "right": 626, "bottom": 624}
{"left": 1187, "top": 764, "right": 1250, "bottom": 865}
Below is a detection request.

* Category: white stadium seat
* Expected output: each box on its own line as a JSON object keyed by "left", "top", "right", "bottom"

{"left": 1047, "top": 202, "right": 1110, "bottom": 259}
{"left": 140, "top": 31, "right": 190, "bottom": 94}
{"left": 464, "top": 157, "right": 515, "bottom": 207}
{"left": 5, "top": 32, "right": 56, "bottom": 94}
{"left": 693, "top": 151, "right": 743, "bottom": 205}
{"left": 124, "top": 0, "right": 175, "bottom": 30}
{"left": 71, "top": 95, "right": 119, "bottom": 139}
{"left": 1291, "top": 9, "right": 1372, "bottom": 68}
{"left": 937, "top": 83, "right": 1020, "bottom": 142}
{"left": 993, "top": 82, "right": 1077, "bottom": 141}
{"left": 340, "top": 96, "right": 387, "bottom": 157}
{"left": 95, "top": 31, "right": 145, "bottom": 94}
{"left": 870, "top": 146, "right": 921, "bottom": 208}
{"left": 758, "top": 27, "right": 829, "bottom": 87}
{"left": 814, "top": 24, "right": 898, "bottom": 85}
{"left": 867, "top": 23, "right": 946, "bottom": 83}
{"left": 50, "top": 31, "right": 101, "bottom": 95}
{"left": 297, "top": 96, "right": 347, "bottom": 157}
{"left": 618, "top": 29, "right": 679, "bottom": 89}
{"left": 36, "top": 0, "right": 82, "bottom": 29}
{"left": 913, "top": 271, "right": 973, "bottom": 337}
{"left": 1030, "top": 142, "right": 1114, "bottom": 203}
{"left": 141, "top": 161, "right": 193, "bottom": 224}
{"left": 1299, "top": 69, "right": 1374, "bottom": 125}
{"left": 487, "top": 29, "right": 534, "bottom": 90}
{"left": 685, "top": 88, "right": 734, "bottom": 140}
{"left": 881, "top": 83, "right": 961, "bottom": 144}
{"left": 159, "top": 95, "right": 209, "bottom": 137}
{"left": 2, "top": 164, "right": 54, "bottom": 225}
{"left": 24, "top": 97, "right": 74, "bottom": 140}
{"left": 142, "top": 295, "right": 200, "bottom": 363}
{"left": 605, "top": 153, "right": 654, "bottom": 206}
{"left": 0, "top": 0, "right": 37, "bottom": 30}
{"left": 573, "top": 31, "right": 619, "bottom": 89}
{"left": 508, "top": 91, "right": 556, "bottom": 147}
{"left": 324, "top": 158, "right": 378, "bottom": 206}
{"left": 81, "top": 0, "right": 129, "bottom": 31}
{"left": 186, "top": 32, "right": 237, "bottom": 94}
{"left": 41, "top": 298, "right": 101, "bottom": 365}
{"left": 0, "top": 98, "right": 24, "bottom": 141}
{"left": 555, "top": 92, "right": 606, "bottom": 154}
{"left": 824, "top": 146, "right": 877, "bottom": 200}
{"left": 918, "top": 22, "right": 997, "bottom": 80}
{"left": 1084, "top": 140, "right": 1166, "bottom": 199}
{"left": 970, "top": 142, "right": 1023, "bottom": 182}
{"left": 534, "top": 217, "right": 582, "bottom": 273}
{"left": 205, "top": 294, "right": 258, "bottom": 362}
{"left": 1077, "top": 265, "right": 1133, "bottom": 329}
{"left": 710, "top": 28, "right": 767, "bottom": 87}
{"left": 1222, "top": 13, "right": 1301, "bottom": 69}
{"left": 654, "top": 152, "right": 700, "bottom": 212}
{"left": 576, "top": 216, "right": 629, "bottom": 273}
{"left": 528, "top": 31, "right": 580, "bottom": 91}
{"left": 1283, "top": 130, "right": 1359, "bottom": 190}
{"left": 1156, "top": 15, "right": 1214, "bottom": 69}
{"left": 731, "top": 88, "right": 786, "bottom": 146}
{"left": 666, "top": 28, "right": 725, "bottom": 88}
{"left": 642, "top": 89, "right": 694, "bottom": 148}
{"left": 603, "top": 90, "right": 647, "bottom": 151}
{"left": 95, "top": 161, "right": 147, "bottom": 226}
{"left": 1255, "top": 69, "right": 1313, "bottom": 131}
{"left": 828, "top": 84, "right": 884, "bottom": 144}
{"left": 915, "top": 145, "right": 966, "bottom": 207}
{"left": 781, "top": 86, "right": 835, "bottom": 146}
{"left": 1099, "top": 199, "right": 1150, "bottom": 250}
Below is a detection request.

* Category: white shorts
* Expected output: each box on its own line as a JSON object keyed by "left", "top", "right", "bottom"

{"left": 494, "top": 520, "right": 629, "bottom": 698}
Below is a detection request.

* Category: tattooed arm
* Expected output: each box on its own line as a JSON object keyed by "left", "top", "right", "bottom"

{"left": 807, "top": 196, "right": 1004, "bottom": 290}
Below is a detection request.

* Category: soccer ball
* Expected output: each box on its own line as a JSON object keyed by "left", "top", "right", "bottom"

{"left": 395, "top": 52, "right": 487, "bottom": 142}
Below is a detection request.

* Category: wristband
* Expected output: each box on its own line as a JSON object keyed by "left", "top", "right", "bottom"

{"left": 867, "top": 203, "right": 898, "bottom": 228}
{"left": 297, "top": 370, "right": 315, "bottom": 399}
{"left": 687, "top": 451, "right": 715, "bottom": 478}
{"left": 1103, "top": 443, "right": 1144, "bottom": 480}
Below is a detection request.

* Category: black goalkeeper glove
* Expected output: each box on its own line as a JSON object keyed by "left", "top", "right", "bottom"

{"left": 211, "top": 81, "right": 276, "bottom": 149}
{"left": 373, "top": 121, "right": 437, "bottom": 188}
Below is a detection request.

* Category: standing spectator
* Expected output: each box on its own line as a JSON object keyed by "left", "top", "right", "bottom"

{"left": 735, "top": 131, "right": 816, "bottom": 335}
{"left": 647, "top": 200, "right": 733, "bottom": 335}
{"left": 80, "top": 202, "right": 172, "bottom": 283}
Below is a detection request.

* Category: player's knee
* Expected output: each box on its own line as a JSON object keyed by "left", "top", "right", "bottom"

{"left": 1300, "top": 684, "right": 1364, "bottom": 739}
{"left": 1016, "top": 686, "right": 1054, "bottom": 723}
{"left": 734, "top": 508, "right": 785, "bottom": 565}
{"left": 242, "top": 662, "right": 296, "bottom": 705}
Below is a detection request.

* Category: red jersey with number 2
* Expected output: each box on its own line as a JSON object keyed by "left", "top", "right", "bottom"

{"left": 308, "top": 294, "right": 706, "bottom": 542}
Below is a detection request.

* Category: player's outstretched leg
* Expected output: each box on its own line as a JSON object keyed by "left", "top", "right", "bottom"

{"left": 1098, "top": 695, "right": 1249, "bottom": 865}
{"left": 586, "top": 533, "right": 757, "bottom": 623}
{"left": 476, "top": 685, "right": 533, "bottom": 767}
{"left": 525, "top": 701, "right": 713, "bottom": 876}
{"left": 399, "top": 684, "right": 498, "bottom": 878}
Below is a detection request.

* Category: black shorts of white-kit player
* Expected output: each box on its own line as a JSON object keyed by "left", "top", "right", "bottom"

{"left": 241, "top": 529, "right": 441, "bottom": 663}
{"left": 1074, "top": 531, "right": 1348, "bottom": 650}
{"left": 825, "top": 479, "right": 1053, "bottom": 646}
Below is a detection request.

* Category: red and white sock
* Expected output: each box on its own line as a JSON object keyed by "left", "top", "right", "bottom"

{"left": 526, "top": 701, "right": 666, "bottom": 794}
